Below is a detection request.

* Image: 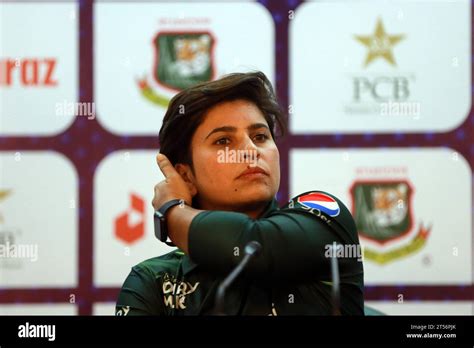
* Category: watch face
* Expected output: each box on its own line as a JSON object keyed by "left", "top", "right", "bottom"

{"left": 153, "top": 210, "right": 165, "bottom": 242}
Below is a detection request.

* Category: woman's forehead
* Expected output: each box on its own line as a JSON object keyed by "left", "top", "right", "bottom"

{"left": 199, "top": 100, "right": 268, "bottom": 129}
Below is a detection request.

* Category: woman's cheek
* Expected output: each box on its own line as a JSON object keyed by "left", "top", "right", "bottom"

{"left": 267, "top": 148, "right": 280, "bottom": 170}
{"left": 200, "top": 156, "right": 225, "bottom": 186}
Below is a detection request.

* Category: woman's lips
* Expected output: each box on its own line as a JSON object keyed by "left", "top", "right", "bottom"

{"left": 236, "top": 167, "right": 269, "bottom": 179}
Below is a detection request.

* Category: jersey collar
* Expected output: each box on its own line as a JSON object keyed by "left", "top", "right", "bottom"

{"left": 257, "top": 197, "right": 279, "bottom": 218}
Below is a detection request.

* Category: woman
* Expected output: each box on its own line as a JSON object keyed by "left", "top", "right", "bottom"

{"left": 115, "top": 72, "right": 364, "bottom": 315}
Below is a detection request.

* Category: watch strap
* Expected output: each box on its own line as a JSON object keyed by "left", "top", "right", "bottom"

{"left": 159, "top": 198, "right": 184, "bottom": 216}
{"left": 156, "top": 199, "right": 185, "bottom": 246}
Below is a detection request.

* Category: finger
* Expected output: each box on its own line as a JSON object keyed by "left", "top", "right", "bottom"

{"left": 156, "top": 153, "right": 178, "bottom": 179}
{"left": 151, "top": 182, "right": 163, "bottom": 210}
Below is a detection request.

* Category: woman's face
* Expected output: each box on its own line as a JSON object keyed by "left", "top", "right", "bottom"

{"left": 185, "top": 99, "right": 280, "bottom": 213}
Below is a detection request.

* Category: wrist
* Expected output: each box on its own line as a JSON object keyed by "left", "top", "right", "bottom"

{"left": 167, "top": 204, "right": 202, "bottom": 254}
{"left": 154, "top": 199, "right": 185, "bottom": 246}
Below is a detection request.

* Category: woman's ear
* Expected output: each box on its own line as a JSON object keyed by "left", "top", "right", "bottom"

{"left": 175, "top": 163, "right": 198, "bottom": 197}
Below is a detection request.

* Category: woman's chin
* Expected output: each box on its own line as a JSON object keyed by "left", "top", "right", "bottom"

{"left": 233, "top": 188, "right": 275, "bottom": 206}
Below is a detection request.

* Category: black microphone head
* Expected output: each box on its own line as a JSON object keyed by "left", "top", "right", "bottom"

{"left": 244, "top": 241, "right": 262, "bottom": 256}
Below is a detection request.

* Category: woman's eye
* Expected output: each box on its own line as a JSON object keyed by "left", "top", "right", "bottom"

{"left": 215, "top": 137, "right": 230, "bottom": 145}
{"left": 254, "top": 133, "right": 269, "bottom": 142}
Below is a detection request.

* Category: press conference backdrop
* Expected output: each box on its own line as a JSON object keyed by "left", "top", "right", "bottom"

{"left": 0, "top": 0, "right": 472, "bottom": 315}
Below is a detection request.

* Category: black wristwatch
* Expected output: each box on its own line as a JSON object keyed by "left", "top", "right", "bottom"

{"left": 154, "top": 199, "right": 184, "bottom": 246}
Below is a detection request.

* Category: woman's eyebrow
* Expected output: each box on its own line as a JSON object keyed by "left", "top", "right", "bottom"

{"left": 205, "top": 126, "right": 236, "bottom": 139}
{"left": 205, "top": 123, "right": 270, "bottom": 140}
{"left": 247, "top": 123, "right": 269, "bottom": 131}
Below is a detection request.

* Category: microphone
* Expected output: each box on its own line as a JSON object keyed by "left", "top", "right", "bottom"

{"left": 213, "top": 241, "right": 262, "bottom": 315}
{"left": 330, "top": 241, "right": 341, "bottom": 316}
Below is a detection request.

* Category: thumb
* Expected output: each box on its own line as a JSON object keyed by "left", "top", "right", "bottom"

{"left": 156, "top": 153, "right": 177, "bottom": 179}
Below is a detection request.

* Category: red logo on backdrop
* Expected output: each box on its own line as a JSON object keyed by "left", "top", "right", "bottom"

{"left": 0, "top": 58, "right": 57, "bottom": 87}
{"left": 114, "top": 193, "right": 145, "bottom": 244}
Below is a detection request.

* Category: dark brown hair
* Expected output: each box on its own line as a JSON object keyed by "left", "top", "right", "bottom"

{"left": 158, "top": 71, "right": 286, "bottom": 167}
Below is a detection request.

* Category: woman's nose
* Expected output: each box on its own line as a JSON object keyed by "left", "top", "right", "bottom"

{"left": 241, "top": 137, "right": 260, "bottom": 162}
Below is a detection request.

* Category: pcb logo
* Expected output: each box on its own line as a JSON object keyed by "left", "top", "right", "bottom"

{"left": 138, "top": 32, "right": 215, "bottom": 107}
{"left": 350, "top": 180, "right": 430, "bottom": 264}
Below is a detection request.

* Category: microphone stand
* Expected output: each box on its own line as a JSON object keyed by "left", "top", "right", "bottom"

{"left": 211, "top": 240, "right": 341, "bottom": 315}
{"left": 212, "top": 241, "right": 262, "bottom": 316}
{"left": 330, "top": 241, "right": 341, "bottom": 316}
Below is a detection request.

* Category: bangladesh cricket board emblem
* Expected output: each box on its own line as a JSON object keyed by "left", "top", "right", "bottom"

{"left": 137, "top": 31, "right": 215, "bottom": 107}
{"left": 350, "top": 180, "right": 431, "bottom": 264}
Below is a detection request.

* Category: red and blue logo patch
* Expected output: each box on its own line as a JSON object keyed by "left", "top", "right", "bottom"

{"left": 297, "top": 192, "right": 340, "bottom": 217}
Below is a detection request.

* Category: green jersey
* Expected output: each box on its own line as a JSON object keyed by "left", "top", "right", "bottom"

{"left": 116, "top": 191, "right": 364, "bottom": 315}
